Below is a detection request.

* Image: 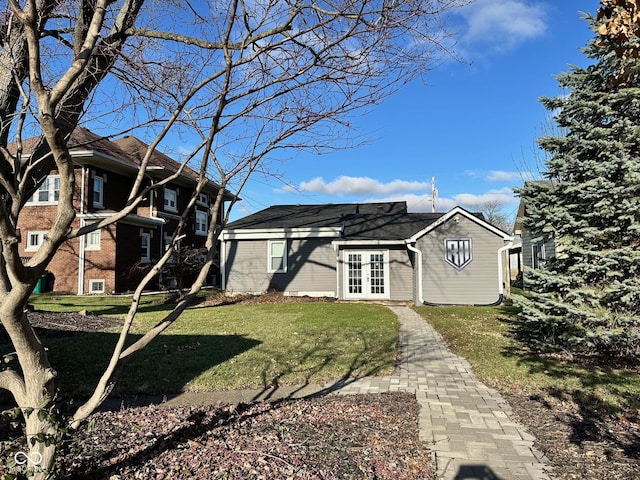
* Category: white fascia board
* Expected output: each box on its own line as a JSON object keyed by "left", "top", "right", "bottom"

{"left": 408, "top": 206, "right": 513, "bottom": 242}
{"left": 220, "top": 227, "right": 342, "bottom": 241}
{"left": 79, "top": 212, "right": 165, "bottom": 227}
{"left": 331, "top": 239, "right": 406, "bottom": 247}
{"left": 71, "top": 150, "right": 140, "bottom": 173}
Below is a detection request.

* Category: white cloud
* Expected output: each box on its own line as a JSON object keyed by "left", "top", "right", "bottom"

{"left": 299, "top": 176, "right": 430, "bottom": 196}
{"left": 291, "top": 175, "right": 518, "bottom": 216}
{"left": 353, "top": 187, "right": 517, "bottom": 214}
{"left": 459, "top": 0, "right": 548, "bottom": 53}
{"left": 486, "top": 170, "right": 524, "bottom": 182}
{"left": 454, "top": 187, "right": 518, "bottom": 207}
{"left": 466, "top": 169, "right": 536, "bottom": 183}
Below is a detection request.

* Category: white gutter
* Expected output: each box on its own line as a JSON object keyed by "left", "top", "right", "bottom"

{"left": 221, "top": 227, "right": 342, "bottom": 241}
{"left": 497, "top": 241, "right": 514, "bottom": 297}
{"left": 332, "top": 239, "right": 406, "bottom": 246}
{"left": 406, "top": 242, "right": 424, "bottom": 305}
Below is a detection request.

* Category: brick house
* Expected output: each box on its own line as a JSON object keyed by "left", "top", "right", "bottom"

{"left": 17, "top": 128, "right": 232, "bottom": 294}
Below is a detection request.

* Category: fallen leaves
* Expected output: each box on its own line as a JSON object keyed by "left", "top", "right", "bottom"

{"left": 59, "top": 393, "right": 436, "bottom": 479}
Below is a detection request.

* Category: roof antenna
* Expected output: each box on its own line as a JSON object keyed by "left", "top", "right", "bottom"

{"left": 431, "top": 177, "right": 438, "bottom": 213}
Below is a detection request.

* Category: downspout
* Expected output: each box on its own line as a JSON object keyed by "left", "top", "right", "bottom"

{"left": 333, "top": 242, "right": 340, "bottom": 300}
{"left": 406, "top": 242, "right": 423, "bottom": 305}
{"left": 77, "top": 167, "right": 87, "bottom": 295}
{"left": 220, "top": 237, "right": 226, "bottom": 291}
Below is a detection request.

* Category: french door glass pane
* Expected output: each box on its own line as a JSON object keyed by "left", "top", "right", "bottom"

{"left": 348, "top": 253, "right": 362, "bottom": 294}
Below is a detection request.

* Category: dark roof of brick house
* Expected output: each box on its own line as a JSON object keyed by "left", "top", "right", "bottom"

{"left": 12, "top": 127, "right": 233, "bottom": 198}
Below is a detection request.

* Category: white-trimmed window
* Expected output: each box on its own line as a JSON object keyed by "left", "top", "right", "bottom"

{"left": 85, "top": 229, "right": 101, "bottom": 251}
{"left": 164, "top": 188, "right": 177, "bottom": 212}
{"left": 140, "top": 232, "right": 151, "bottom": 262}
{"left": 27, "top": 176, "right": 60, "bottom": 204}
{"left": 268, "top": 240, "right": 287, "bottom": 273}
{"left": 444, "top": 238, "right": 473, "bottom": 271}
{"left": 197, "top": 193, "right": 209, "bottom": 206}
{"left": 89, "top": 279, "right": 105, "bottom": 294}
{"left": 164, "top": 234, "right": 180, "bottom": 263}
{"left": 93, "top": 175, "right": 104, "bottom": 208}
{"left": 195, "top": 210, "right": 208, "bottom": 236}
{"left": 26, "top": 231, "right": 47, "bottom": 251}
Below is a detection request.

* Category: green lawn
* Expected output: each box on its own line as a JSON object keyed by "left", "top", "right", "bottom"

{"left": 22, "top": 296, "right": 398, "bottom": 398}
{"left": 414, "top": 303, "right": 640, "bottom": 414}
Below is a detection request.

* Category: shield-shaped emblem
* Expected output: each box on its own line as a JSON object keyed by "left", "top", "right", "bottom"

{"left": 444, "top": 238, "right": 472, "bottom": 270}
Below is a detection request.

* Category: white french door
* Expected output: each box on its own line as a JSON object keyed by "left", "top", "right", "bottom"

{"left": 344, "top": 250, "right": 389, "bottom": 300}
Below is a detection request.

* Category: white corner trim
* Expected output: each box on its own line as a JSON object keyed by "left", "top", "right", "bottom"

{"left": 497, "top": 241, "right": 513, "bottom": 296}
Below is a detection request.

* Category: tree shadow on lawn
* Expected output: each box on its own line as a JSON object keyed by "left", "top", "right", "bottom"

{"left": 497, "top": 315, "right": 640, "bottom": 462}
{"left": 250, "top": 330, "right": 398, "bottom": 403}
{"left": 45, "top": 331, "right": 262, "bottom": 400}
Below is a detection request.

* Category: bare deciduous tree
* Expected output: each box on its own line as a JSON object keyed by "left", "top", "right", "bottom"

{"left": 0, "top": 0, "right": 469, "bottom": 476}
{"left": 471, "top": 200, "right": 514, "bottom": 233}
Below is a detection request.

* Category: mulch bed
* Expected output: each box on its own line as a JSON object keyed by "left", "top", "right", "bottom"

{"left": 504, "top": 390, "right": 640, "bottom": 480}
{"left": 59, "top": 393, "right": 434, "bottom": 480}
{"left": 202, "top": 291, "right": 336, "bottom": 306}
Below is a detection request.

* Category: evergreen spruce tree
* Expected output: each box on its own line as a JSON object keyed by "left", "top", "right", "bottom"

{"left": 516, "top": 1, "right": 640, "bottom": 360}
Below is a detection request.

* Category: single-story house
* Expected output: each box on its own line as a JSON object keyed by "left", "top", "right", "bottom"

{"left": 220, "top": 202, "right": 513, "bottom": 305}
{"left": 513, "top": 182, "right": 557, "bottom": 289}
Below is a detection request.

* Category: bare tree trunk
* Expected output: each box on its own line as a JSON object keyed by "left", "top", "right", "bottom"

{"left": 0, "top": 301, "right": 58, "bottom": 479}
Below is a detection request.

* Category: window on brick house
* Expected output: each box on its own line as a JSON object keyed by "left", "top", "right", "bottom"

{"left": 27, "top": 176, "right": 60, "bottom": 204}
{"left": 89, "top": 279, "right": 105, "bottom": 294}
{"left": 140, "top": 232, "right": 151, "bottom": 262}
{"left": 85, "top": 229, "right": 101, "bottom": 251}
{"left": 197, "top": 193, "right": 209, "bottom": 206}
{"left": 26, "top": 231, "right": 47, "bottom": 251}
{"left": 164, "top": 188, "right": 177, "bottom": 212}
{"left": 93, "top": 176, "right": 104, "bottom": 208}
{"left": 195, "top": 210, "right": 208, "bottom": 236}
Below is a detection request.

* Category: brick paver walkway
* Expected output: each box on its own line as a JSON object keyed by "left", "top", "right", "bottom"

{"left": 332, "top": 306, "right": 551, "bottom": 480}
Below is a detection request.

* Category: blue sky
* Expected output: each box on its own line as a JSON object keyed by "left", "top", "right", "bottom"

{"left": 230, "top": 0, "right": 602, "bottom": 222}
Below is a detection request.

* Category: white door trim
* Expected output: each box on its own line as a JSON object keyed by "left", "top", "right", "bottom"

{"left": 343, "top": 250, "right": 390, "bottom": 300}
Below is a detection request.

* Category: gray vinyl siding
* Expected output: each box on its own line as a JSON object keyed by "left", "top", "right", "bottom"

{"left": 521, "top": 228, "right": 556, "bottom": 269}
{"left": 417, "top": 216, "right": 505, "bottom": 305}
{"left": 388, "top": 247, "right": 413, "bottom": 301}
{"left": 521, "top": 227, "right": 556, "bottom": 290}
{"left": 224, "top": 238, "right": 336, "bottom": 295}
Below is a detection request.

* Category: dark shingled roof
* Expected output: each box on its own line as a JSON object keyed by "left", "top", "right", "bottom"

{"left": 225, "top": 202, "right": 449, "bottom": 241}
{"left": 13, "top": 127, "right": 232, "bottom": 197}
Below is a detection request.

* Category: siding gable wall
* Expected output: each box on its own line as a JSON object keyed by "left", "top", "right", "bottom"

{"left": 417, "top": 215, "right": 504, "bottom": 305}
